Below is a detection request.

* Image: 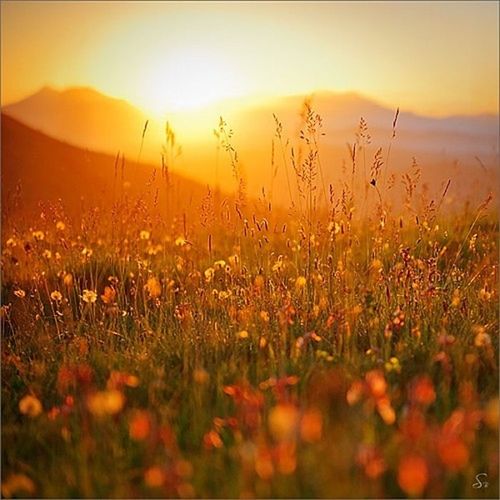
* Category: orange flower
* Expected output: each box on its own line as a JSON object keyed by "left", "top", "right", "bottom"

{"left": 398, "top": 455, "right": 428, "bottom": 496}
{"left": 300, "top": 408, "right": 323, "bottom": 442}
{"left": 365, "top": 370, "right": 387, "bottom": 398}
{"left": 410, "top": 376, "right": 436, "bottom": 406}
{"left": 1, "top": 474, "right": 36, "bottom": 498}
{"left": 144, "top": 466, "right": 164, "bottom": 488}
{"left": 203, "top": 430, "right": 223, "bottom": 449}
{"left": 437, "top": 435, "right": 469, "bottom": 471}
{"left": 101, "top": 286, "right": 116, "bottom": 305}
{"left": 129, "top": 411, "right": 151, "bottom": 441}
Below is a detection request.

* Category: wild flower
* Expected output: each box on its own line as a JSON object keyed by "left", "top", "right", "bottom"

{"left": 295, "top": 276, "right": 307, "bottom": 288}
{"left": 19, "top": 394, "right": 42, "bottom": 417}
{"left": 129, "top": 410, "right": 151, "bottom": 441}
{"left": 87, "top": 390, "right": 124, "bottom": 417}
{"left": 1, "top": 474, "right": 36, "bottom": 498}
{"left": 101, "top": 286, "right": 116, "bottom": 305}
{"left": 32, "top": 230, "right": 45, "bottom": 241}
{"left": 145, "top": 277, "right": 161, "bottom": 298}
{"left": 397, "top": 455, "right": 429, "bottom": 496}
{"left": 144, "top": 467, "right": 164, "bottom": 488}
{"left": 139, "top": 230, "right": 151, "bottom": 240}
{"left": 81, "top": 289, "right": 97, "bottom": 304}
{"left": 50, "top": 290, "right": 63, "bottom": 302}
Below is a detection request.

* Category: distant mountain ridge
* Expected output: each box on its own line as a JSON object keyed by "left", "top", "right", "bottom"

{"left": 2, "top": 86, "right": 498, "bottom": 205}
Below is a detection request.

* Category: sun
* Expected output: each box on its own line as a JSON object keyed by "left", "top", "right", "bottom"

{"left": 140, "top": 47, "right": 243, "bottom": 114}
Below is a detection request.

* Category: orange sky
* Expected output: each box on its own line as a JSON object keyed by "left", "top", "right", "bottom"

{"left": 1, "top": 1, "right": 499, "bottom": 116}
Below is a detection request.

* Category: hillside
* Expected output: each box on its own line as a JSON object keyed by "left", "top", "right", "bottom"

{"left": 1, "top": 114, "right": 210, "bottom": 226}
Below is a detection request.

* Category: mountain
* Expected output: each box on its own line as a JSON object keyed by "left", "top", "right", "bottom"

{"left": 1, "top": 114, "right": 209, "bottom": 226}
{"left": 3, "top": 86, "right": 498, "bottom": 207}
{"left": 2, "top": 86, "right": 151, "bottom": 159}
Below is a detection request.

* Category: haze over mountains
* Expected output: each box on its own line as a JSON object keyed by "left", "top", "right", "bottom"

{"left": 1, "top": 114, "right": 209, "bottom": 226}
{"left": 3, "top": 86, "right": 499, "bottom": 209}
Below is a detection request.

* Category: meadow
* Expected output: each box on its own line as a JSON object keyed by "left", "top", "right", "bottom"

{"left": 1, "top": 105, "right": 498, "bottom": 499}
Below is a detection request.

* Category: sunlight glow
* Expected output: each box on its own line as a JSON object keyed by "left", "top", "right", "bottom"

{"left": 140, "top": 47, "right": 244, "bottom": 114}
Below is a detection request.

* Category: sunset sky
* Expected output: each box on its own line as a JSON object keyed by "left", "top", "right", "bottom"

{"left": 1, "top": 1, "right": 498, "bottom": 117}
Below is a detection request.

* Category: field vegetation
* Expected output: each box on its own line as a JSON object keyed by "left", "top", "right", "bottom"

{"left": 1, "top": 104, "right": 498, "bottom": 498}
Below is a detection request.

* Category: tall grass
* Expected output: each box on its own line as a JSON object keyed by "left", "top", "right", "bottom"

{"left": 1, "top": 102, "right": 498, "bottom": 499}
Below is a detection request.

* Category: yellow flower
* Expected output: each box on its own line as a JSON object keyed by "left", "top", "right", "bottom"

{"left": 87, "top": 390, "right": 125, "bottom": 417}
{"left": 140, "top": 230, "right": 151, "bottom": 240}
{"left": 32, "top": 230, "right": 45, "bottom": 241}
{"left": 81, "top": 247, "right": 93, "bottom": 258}
{"left": 295, "top": 276, "right": 307, "bottom": 288}
{"left": 474, "top": 331, "right": 491, "bottom": 347}
{"left": 50, "top": 290, "right": 63, "bottom": 302}
{"left": 145, "top": 277, "right": 161, "bottom": 298}
{"left": 14, "top": 289, "right": 26, "bottom": 299}
{"left": 214, "top": 260, "right": 226, "bottom": 269}
{"left": 63, "top": 273, "right": 74, "bottom": 288}
{"left": 6, "top": 237, "right": 17, "bottom": 248}
{"left": 204, "top": 267, "right": 215, "bottom": 282}
{"left": 272, "top": 256, "right": 284, "bottom": 272}
{"left": 175, "top": 236, "right": 187, "bottom": 247}
{"left": 42, "top": 249, "right": 52, "bottom": 259}
{"left": 82, "top": 289, "right": 97, "bottom": 304}
{"left": 237, "top": 330, "right": 249, "bottom": 339}
{"left": 19, "top": 394, "right": 43, "bottom": 417}
{"left": 260, "top": 310, "right": 270, "bottom": 323}
{"left": 268, "top": 404, "right": 299, "bottom": 441}
{"left": 56, "top": 221, "right": 66, "bottom": 231}
{"left": 451, "top": 289, "right": 460, "bottom": 308}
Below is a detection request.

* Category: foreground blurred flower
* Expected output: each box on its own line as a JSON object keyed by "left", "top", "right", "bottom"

{"left": 300, "top": 408, "right": 323, "bottom": 443}
{"left": 437, "top": 435, "right": 469, "bottom": 471}
{"left": 356, "top": 445, "right": 386, "bottom": 479}
{"left": 397, "top": 454, "right": 428, "bottom": 497}
{"left": 129, "top": 410, "right": 152, "bottom": 441}
{"left": 87, "top": 390, "right": 124, "bottom": 417}
{"left": 268, "top": 404, "right": 300, "bottom": 442}
{"left": 19, "top": 394, "right": 43, "bottom": 417}
{"left": 81, "top": 289, "right": 97, "bottom": 304}
{"left": 409, "top": 375, "right": 436, "bottom": 406}
{"left": 1, "top": 473, "right": 36, "bottom": 498}
{"left": 144, "top": 466, "right": 165, "bottom": 488}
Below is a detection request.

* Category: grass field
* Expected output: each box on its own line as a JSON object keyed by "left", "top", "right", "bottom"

{"left": 1, "top": 107, "right": 499, "bottom": 499}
